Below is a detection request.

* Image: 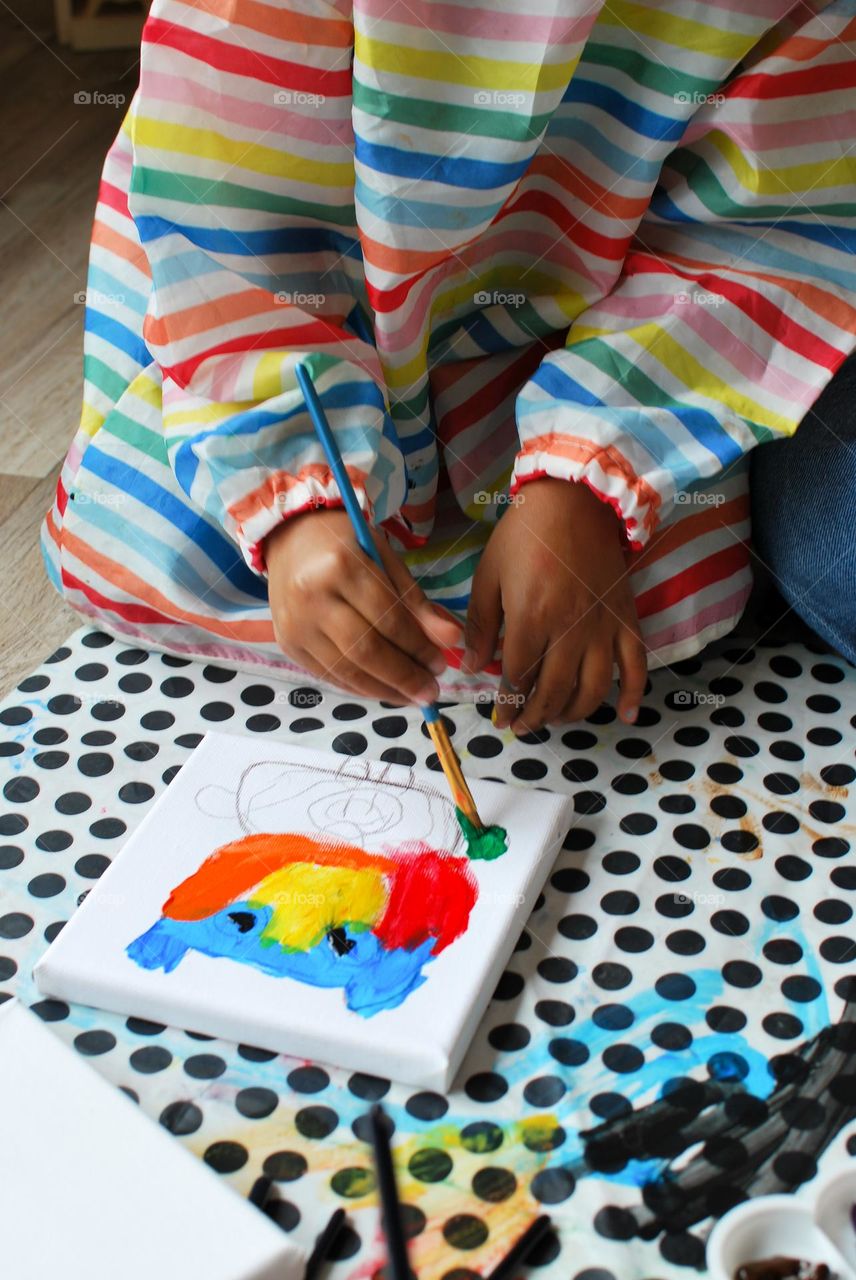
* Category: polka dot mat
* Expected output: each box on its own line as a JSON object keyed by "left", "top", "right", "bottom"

{"left": 1, "top": 627, "right": 855, "bottom": 1280}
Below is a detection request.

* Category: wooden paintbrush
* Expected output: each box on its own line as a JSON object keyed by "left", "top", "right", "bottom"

{"left": 294, "top": 360, "right": 484, "bottom": 831}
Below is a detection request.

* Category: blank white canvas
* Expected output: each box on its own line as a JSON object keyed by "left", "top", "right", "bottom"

{"left": 0, "top": 1001, "right": 306, "bottom": 1280}
{"left": 36, "top": 733, "right": 571, "bottom": 1089}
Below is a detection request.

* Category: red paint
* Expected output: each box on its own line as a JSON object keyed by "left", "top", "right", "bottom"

{"left": 374, "top": 847, "right": 477, "bottom": 956}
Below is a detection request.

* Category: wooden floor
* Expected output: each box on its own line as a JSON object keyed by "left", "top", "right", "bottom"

{"left": 0, "top": 3, "right": 140, "bottom": 694}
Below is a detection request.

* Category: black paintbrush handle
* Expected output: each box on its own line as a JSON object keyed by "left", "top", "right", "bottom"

{"left": 304, "top": 1207, "right": 347, "bottom": 1280}
{"left": 368, "top": 1104, "right": 412, "bottom": 1280}
{"left": 485, "top": 1214, "right": 553, "bottom": 1280}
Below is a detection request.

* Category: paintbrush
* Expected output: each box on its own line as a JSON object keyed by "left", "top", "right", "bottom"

{"left": 485, "top": 1214, "right": 553, "bottom": 1280}
{"left": 294, "top": 359, "right": 484, "bottom": 831}
{"left": 367, "top": 1104, "right": 412, "bottom": 1280}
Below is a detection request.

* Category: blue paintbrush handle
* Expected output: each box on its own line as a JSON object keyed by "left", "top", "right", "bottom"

{"left": 294, "top": 360, "right": 439, "bottom": 726}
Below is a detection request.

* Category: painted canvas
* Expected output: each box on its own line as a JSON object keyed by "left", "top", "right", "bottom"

{"left": 35, "top": 733, "right": 571, "bottom": 1089}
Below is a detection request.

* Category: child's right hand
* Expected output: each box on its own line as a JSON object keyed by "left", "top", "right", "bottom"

{"left": 265, "top": 509, "right": 462, "bottom": 704}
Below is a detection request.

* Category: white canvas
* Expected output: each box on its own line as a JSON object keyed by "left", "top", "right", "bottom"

{"left": 0, "top": 1001, "right": 306, "bottom": 1280}
{"left": 35, "top": 732, "right": 571, "bottom": 1090}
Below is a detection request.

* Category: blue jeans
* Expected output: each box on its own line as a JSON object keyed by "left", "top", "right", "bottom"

{"left": 751, "top": 352, "right": 856, "bottom": 664}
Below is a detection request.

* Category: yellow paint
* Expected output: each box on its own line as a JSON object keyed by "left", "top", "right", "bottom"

{"left": 249, "top": 862, "right": 387, "bottom": 951}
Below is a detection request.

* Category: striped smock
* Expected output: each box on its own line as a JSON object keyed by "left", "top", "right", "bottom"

{"left": 42, "top": 0, "right": 856, "bottom": 698}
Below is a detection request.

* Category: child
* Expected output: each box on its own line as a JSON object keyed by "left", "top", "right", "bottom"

{"left": 44, "top": 0, "right": 856, "bottom": 733}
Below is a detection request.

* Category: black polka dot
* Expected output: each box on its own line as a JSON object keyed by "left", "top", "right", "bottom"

{"left": 592, "top": 963, "right": 632, "bottom": 991}
{"left": 295, "top": 1105, "right": 338, "bottom": 1138}
{"left": 558, "top": 914, "right": 597, "bottom": 941}
{"left": 673, "top": 824, "right": 709, "bottom": 850}
{"left": 722, "top": 960, "right": 762, "bottom": 988}
{"left": 331, "top": 732, "right": 367, "bottom": 756}
{"left": 406, "top": 1092, "right": 448, "bottom": 1121}
{"left": 287, "top": 1065, "right": 329, "bottom": 1093}
{"left": 0, "top": 845, "right": 23, "bottom": 869}
{"left": 235, "top": 1087, "right": 279, "bottom": 1119}
{"left": 409, "top": 1148, "right": 452, "bottom": 1182}
{"left": 549, "top": 1038, "right": 589, "bottom": 1067}
{"left": 764, "top": 811, "right": 800, "bottom": 835}
{"left": 486, "top": 1018, "right": 527, "bottom": 1049}
{"left": 615, "top": 927, "right": 653, "bottom": 953}
{"left": 90, "top": 818, "right": 126, "bottom": 839}
{"left": 465, "top": 1073, "right": 507, "bottom": 1103}
{"left": 27, "top": 873, "right": 65, "bottom": 898}
{"left": 74, "top": 1030, "right": 116, "bottom": 1056}
{"left": 651, "top": 1022, "right": 692, "bottom": 1050}
{"left": 531, "top": 1167, "right": 575, "bottom": 1204}
{"left": 130, "top": 1046, "right": 172, "bottom": 1073}
{"left": 534, "top": 999, "right": 574, "bottom": 1026}
{"left": 620, "top": 812, "right": 657, "bottom": 835}
{"left": 160, "top": 677, "right": 195, "bottom": 698}
{"left": 246, "top": 714, "right": 281, "bottom": 732}
{"left": 0, "top": 912, "right": 33, "bottom": 939}
{"left": 4, "top": 777, "right": 39, "bottom": 804}
{"left": 34, "top": 727, "right": 67, "bottom": 745}
{"left": 593, "top": 1004, "right": 633, "bottom": 1031}
{"left": 523, "top": 1075, "right": 566, "bottom": 1106}
{"left": 74, "top": 854, "right": 110, "bottom": 879}
{"left": 118, "top": 782, "right": 154, "bottom": 804}
{"left": 77, "top": 752, "right": 113, "bottom": 777}
{"left": 442, "top": 1215, "right": 488, "bottom": 1250}
{"left": 594, "top": 1207, "right": 636, "bottom": 1241}
{"left": 762, "top": 1012, "right": 803, "bottom": 1040}
{"left": 204, "top": 1141, "right": 248, "bottom": 1174}
{"left": 472, "top": 1167, "right": 516, "bottom": 1202}
{"left": 372, "top": 715, "right": 408, "bottom": 738}
{"left": 141, "top": 711, "right": 174, "bottom": 731}
{"left": 655, "top": 973, "right": 695, "bottom": 1001}
{"left": 30, "top": 998, "right": 68, "bottom": 1021}
{"left": 781, "top": 975, "right": 822, "bottom": 1003}
{"left": 119, "top": 673, "right": 152, "bottom": 694}
{"left": 263, "top": 1151, "right": 307, "bottom": 1181}
{"left": 348, "top": 1073, "right": 389, "bottom": 1100}
{"left": 236, "top": 1043, "right": 277, "bottom": 1063}
{"left": 330, "top": 1167, "right": 375, "bottom": 1198}
{"left": 460, "top": 1121, "right": 504, "bottom": 1153}
{"left": 184, "top": 1054, "right": 226, "bottom": 1079}
{"left": 820, "top": 936, "right": 856, "bottom": 963}
{"left": 332, "top": 703, "right": 366, "bottom": 721}
{"left": 537, "top": 957, "right": 577, "bottom": 983}
{"left": 493, "top": 970, "right": 524, "bottom": 1000}
{"left": 126, "top": 1017, "right": 165, "bottom": 1036}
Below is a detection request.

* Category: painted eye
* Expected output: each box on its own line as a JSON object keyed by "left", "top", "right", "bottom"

{"left": 228, "top": 910, "right": 257, "bottom": 934}
{"left": 327, "top": 927, "right": 356, "bottom": 957}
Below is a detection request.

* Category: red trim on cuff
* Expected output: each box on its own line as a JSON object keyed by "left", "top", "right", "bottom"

{"left": 250, "top": 496, "right": 347, "bottom": 575}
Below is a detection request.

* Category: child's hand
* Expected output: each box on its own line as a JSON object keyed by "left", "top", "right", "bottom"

{"left": 265, "top": 509, "right": 462, "bottom": 704}
{"left": 463, "top": 478, "right": 647, "bottom": 731}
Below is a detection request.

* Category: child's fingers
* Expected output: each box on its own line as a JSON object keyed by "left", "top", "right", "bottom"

{"left": 494, "top": 616, "right": 545, "bottom": 729}
{"left": 323, "top": 601, "right": 440, "bottom": 705}
{"left": 614, "top": 619, "right": 647, "bottom": 725}
{"left": 299, "top": 632, "right": 417, "bottom": 705}
{"left": 463, "top": 556, "right": 502, "bottom": 675}
{"left": 341, "top": 554, "right": 447, "bottom": 677}
{"left": 508, "top": 633, "right": 581, "bottom": 733}
{"left": 556, "top": 642, "right": 613, "bottom": 725}
{"left": 374, "top": 536, "right": 463, "bottom": 651}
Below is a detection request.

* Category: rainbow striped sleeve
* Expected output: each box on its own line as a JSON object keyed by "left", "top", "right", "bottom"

{"left": 513, "top": 0, "right": 856, "bottom": 550}
{"left": 125, "top": 0, "right": 406, "bottom": 570}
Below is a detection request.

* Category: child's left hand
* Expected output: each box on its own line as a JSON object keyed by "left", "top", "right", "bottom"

{"left": 463, "top": 477, "right": 647, "bottom": 732}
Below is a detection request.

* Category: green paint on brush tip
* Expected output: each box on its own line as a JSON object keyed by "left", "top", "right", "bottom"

{"left": 456, "top": 808, "right": 508, "bottom": 861}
